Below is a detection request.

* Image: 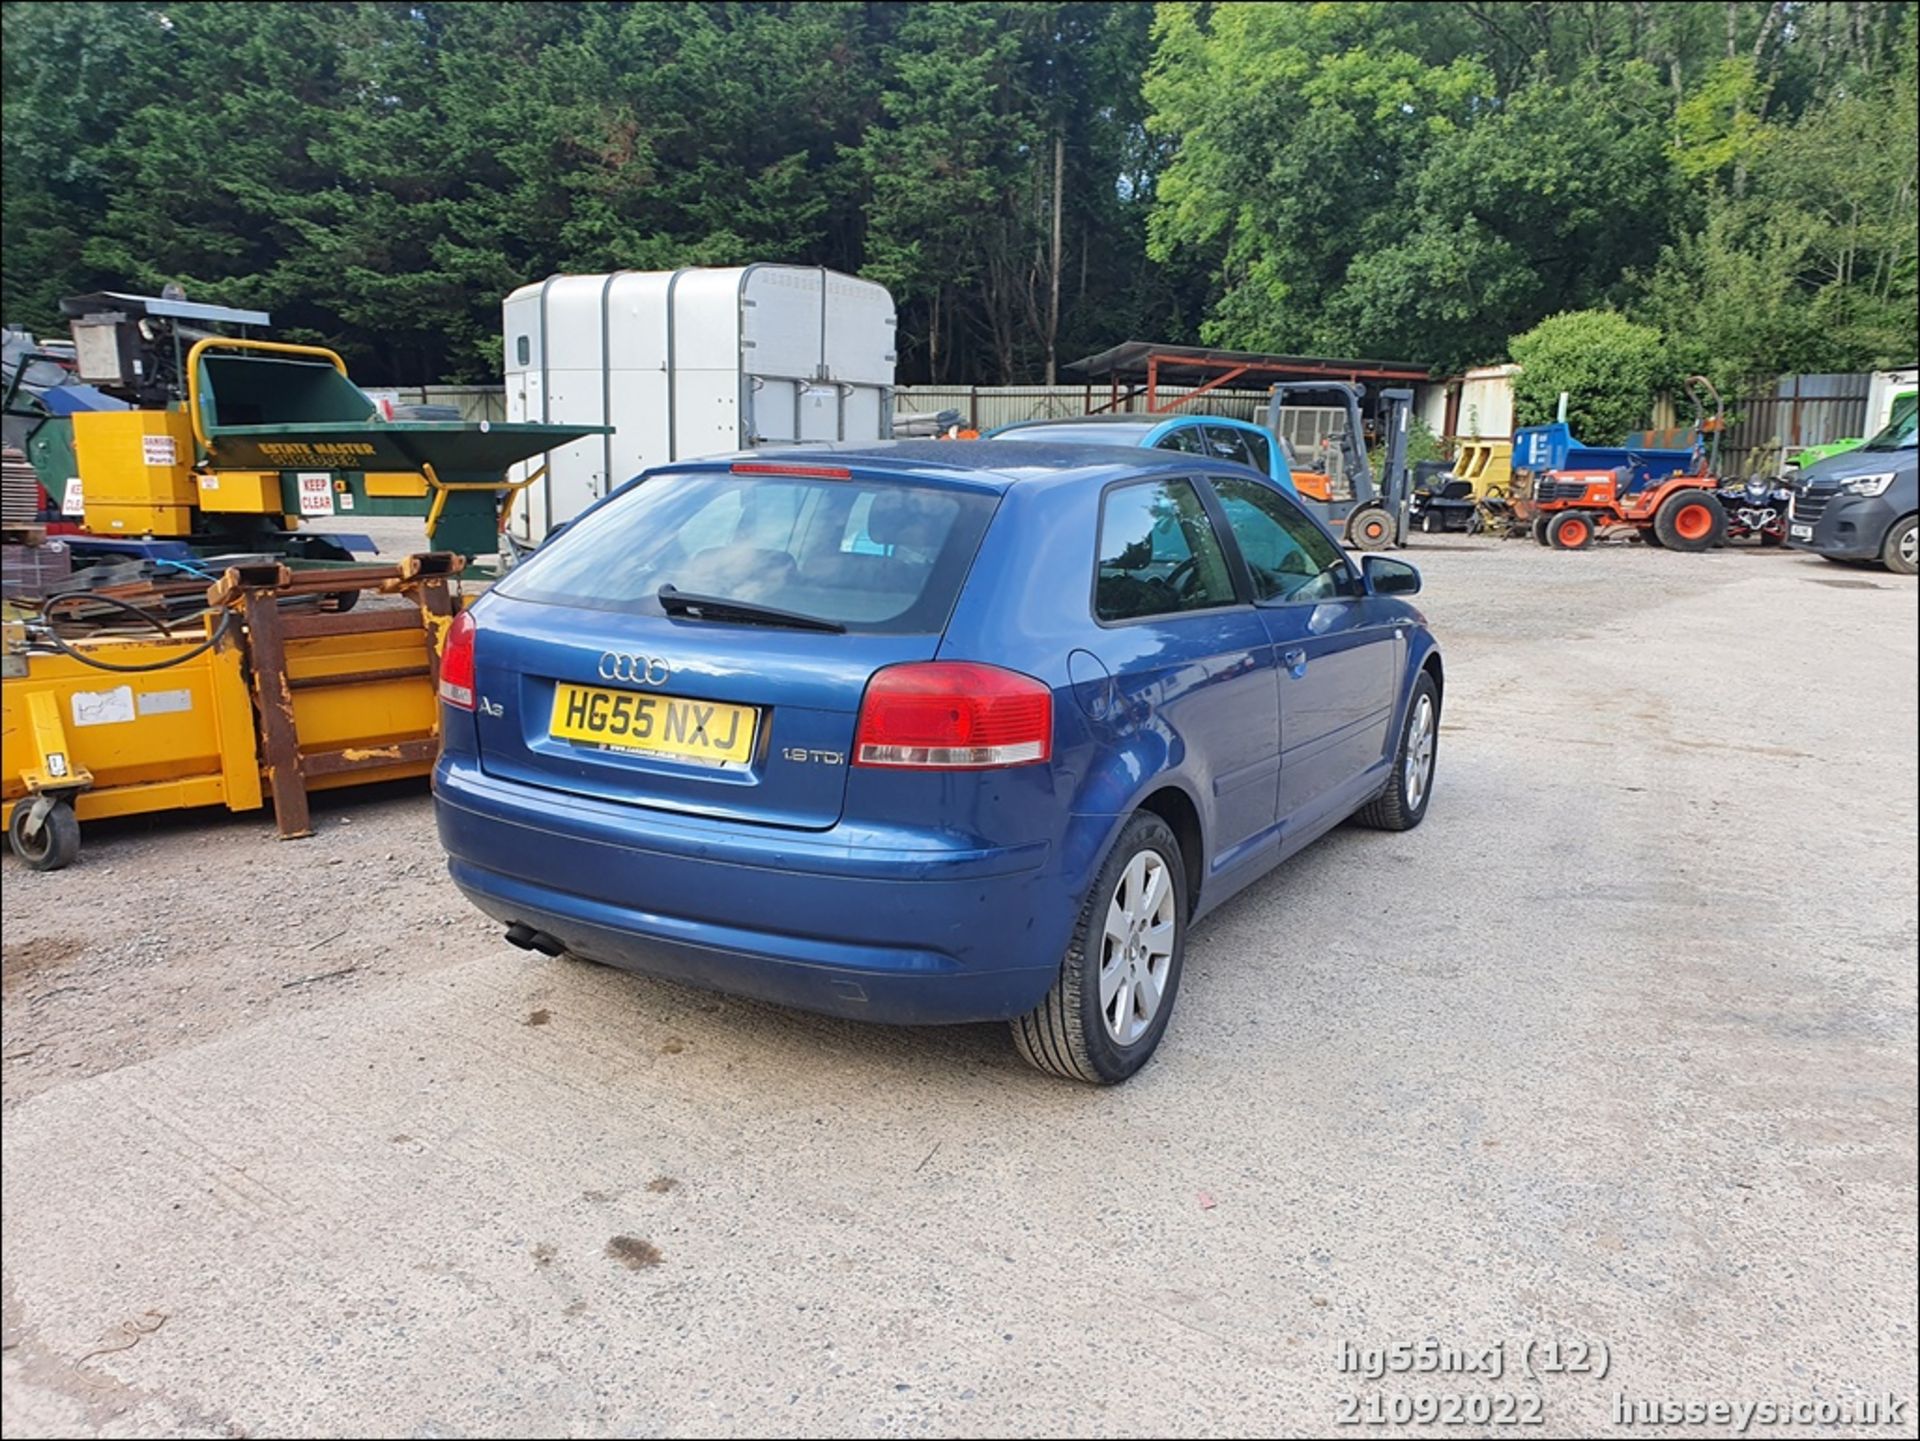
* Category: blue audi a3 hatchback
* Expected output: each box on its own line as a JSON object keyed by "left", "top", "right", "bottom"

{"left": 434, "top": 442, "right": 1442, "bottom": 1082}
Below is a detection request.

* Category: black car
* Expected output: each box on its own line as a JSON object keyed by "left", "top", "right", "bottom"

{"left": 1786, "top": 398, "right": 1918, "bottom": 575}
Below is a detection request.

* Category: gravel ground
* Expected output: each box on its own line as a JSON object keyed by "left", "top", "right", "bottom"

{"left": 2, "top": 525, "right": 1915, "bottom": 1437}
{"left": 2, "top": 515, "right": 492, "bottom": 1108}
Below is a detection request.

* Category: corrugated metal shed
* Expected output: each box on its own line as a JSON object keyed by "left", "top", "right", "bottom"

{"left": 1721, "top": 373, "right": 1872, "bottom": 474}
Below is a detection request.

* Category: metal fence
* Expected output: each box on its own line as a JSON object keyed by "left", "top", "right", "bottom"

{"left": 382, "top": 385, "right": 510, "bottom": 424}
{"left": 385, "top": 383, "right": 1275, "bottom": 433}
{"left": 394, "top": 374, "right": 1878, "bottom": 475}
{"left": 1718, "top": 373, "right": 1872, "bottom": 476}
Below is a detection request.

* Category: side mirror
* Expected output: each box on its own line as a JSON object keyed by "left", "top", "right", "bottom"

{"left": 1362, "top": 554, "right": 1421, "bottom": 596}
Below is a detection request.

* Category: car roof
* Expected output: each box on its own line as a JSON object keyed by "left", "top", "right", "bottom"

{"left": 684, "top": 439, "right": 1235, "bottom": 493}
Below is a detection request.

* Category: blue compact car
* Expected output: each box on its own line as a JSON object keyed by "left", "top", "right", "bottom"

{"left": 434, "top": 442, "right": 1442, "bottom": 1083}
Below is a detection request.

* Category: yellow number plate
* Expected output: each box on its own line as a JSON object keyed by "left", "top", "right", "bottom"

{"left": 549, "top": 684, "right": 757, "bottom": 766}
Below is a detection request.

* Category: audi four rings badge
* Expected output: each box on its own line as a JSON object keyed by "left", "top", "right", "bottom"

{"left": 598, "top": 652, "right": 672, "bottom": 686}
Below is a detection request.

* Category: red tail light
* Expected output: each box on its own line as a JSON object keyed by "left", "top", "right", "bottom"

{"left": 854, "top": 662, "right": 1052, "bottom": 769}
{"left": 438, "top": 608, "right": 477, "bottom": 710}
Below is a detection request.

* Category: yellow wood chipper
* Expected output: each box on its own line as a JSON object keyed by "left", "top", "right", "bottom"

{"left": 2, "top": 292, "right": 601, "bottom": 869}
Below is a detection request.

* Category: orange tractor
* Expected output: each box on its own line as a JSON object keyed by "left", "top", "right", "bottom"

{"left": 1520, "top": 376, "right": 1732, "bottom": 552}
{"left": 1530, "top": 470, "right": 1729, "bottom": 552}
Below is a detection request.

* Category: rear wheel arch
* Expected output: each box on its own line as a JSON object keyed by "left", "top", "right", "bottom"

{"left": 1135, "top": 785, "right": 1205, "bottom": 918}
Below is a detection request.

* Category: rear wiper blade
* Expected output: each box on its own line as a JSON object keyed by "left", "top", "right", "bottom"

{"left": 656, "top": 585, "right": 845, "bottom": 633}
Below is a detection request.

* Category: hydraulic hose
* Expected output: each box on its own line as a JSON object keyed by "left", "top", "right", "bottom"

{"left": 29, "top": 592, "right": 235, "bottom": 673}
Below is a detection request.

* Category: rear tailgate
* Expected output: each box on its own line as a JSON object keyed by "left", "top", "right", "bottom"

{"left": 468, "top": 459, "right": 1002, "bottom": 830}
{"left": 471, "top": 598, "right": 935, "bottom": 829}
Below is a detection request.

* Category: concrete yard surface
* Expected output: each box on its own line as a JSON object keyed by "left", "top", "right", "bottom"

{"left": 3, "top": 536, "right": 1915, "bottom": 1437}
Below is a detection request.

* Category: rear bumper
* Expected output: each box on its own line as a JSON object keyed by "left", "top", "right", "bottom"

{"left": 1786, "top": 493, "right": 1898, "bottom": 560}
{"left": 433, "top": 755, "right": 1071, "bottom": 1024}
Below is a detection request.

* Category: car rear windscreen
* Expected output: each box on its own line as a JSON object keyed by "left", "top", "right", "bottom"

{"left": 496, "top": 470, "right": 999, "bottom": 634}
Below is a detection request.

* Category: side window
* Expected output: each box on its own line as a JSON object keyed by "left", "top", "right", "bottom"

{"left": 1095, "top": 478, "right": 1239, "bottom": 621}
{"left": 1209, "top": 475, "right": 1357, "bottom": 603}
{"left": 1220, "top": 425, "right": 1273, "bottom": 477}
{"left": 1150, "top": 425, "right": 1210, "bottom": 456}
{"left": 1203, "top": 425, "right": 1257, "bottom": 470}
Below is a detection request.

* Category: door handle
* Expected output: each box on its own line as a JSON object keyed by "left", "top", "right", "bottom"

{"left": 1281, "top": 649, "right": 1308, "bottom": 677}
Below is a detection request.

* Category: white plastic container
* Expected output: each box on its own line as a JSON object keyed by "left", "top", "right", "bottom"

{"left": 501, "top": 266, "right": 897, "bottom": 543}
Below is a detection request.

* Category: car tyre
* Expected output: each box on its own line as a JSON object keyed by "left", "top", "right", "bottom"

{"left": 1531, "top": 515, "right": 1552, "bottom": 545}
{"left": 1882, "top": 515, "right": 1918, "bottom": 575}
{"left": 1354, "top": 672, "right": 1439, "bottom": 833}
{"left": 1013, "top": 811, "right": 1187, "bottom": 1085}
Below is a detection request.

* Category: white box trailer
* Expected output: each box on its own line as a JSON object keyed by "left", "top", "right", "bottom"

{"left": 502, "top": 265, "right": 897, "bottom": 543}
{"left": 1866, "top": 367, "right": 1918, "bottom": 434}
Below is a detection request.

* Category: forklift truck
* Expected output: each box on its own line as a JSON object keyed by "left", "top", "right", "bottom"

{"left": 1266, "top": 381, "right": 1414, "bottom": 550}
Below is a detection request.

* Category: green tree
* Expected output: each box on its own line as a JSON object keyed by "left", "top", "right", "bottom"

{"left": 1145, "top": 2, "right": 1492, "bottom": 359}
{"left": 1327, "top": 64, "right": 1676, "bottom": 371}
{"left": 853, "top": 3, "right": 1035, "bottom": 384}
{"left": 1509, "top": 310, "right": 1675, "bottom": 440}
{"left": 1, "top": 3, "right": 173, "bottom": 329}
{"left": 6, "top": 1, "right": 1915, "bottom": 391}
{"left": 1146, "top": 1, "right": 1917, "bottom": 379}
{"left": 1635, "top": 16, "right": 1918, "bottom": 387}
{"left": 853, "top": 3, "right": 1169, "bottom": 385}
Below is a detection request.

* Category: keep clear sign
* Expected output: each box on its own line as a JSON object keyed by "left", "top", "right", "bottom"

{"left": 296, "top": 472, "right": 336, "bottom": 516}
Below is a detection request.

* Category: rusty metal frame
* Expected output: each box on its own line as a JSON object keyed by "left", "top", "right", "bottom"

{"left": 208, "top": 553, "right": 462, "bottom": 839}
{"left": 1154, "top": 362, "right": 1252, "bottom": 414}
{"left": 1086, "top": 382, "right": 1145, "bottom": 416}
{"left": 1118, "top": 350, "right": 1425, "bottom": 414}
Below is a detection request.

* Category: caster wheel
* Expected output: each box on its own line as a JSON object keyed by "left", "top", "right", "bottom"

{"left": 9, "top": 797, "right": 81, "bottom": 871}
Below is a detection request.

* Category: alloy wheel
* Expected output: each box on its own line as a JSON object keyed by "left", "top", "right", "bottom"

{"left": 1099, "top": 851, "right": 1176, "bottom": 1046}
{"left": 1405, "top": 693, "right": 1436, "bottom": 811}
